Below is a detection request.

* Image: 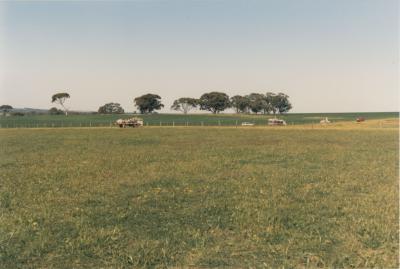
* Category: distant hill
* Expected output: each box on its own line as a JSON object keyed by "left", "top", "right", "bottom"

{"left": 10, "top": 108, "right": 96, "bottom": 114}
{"left": 11, "top": 108, "right": 49, "bottom": 114}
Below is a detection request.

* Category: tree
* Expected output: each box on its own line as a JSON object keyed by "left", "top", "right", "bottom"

{"left": 246, "top": 93, "right": 266, "bottom": 114}
{"left": 199, "top": 92, "right": 230, "bottom": 114}
{"left": 134, "top": 94, "right": 164, "bottom": 114}
{"left": 171, "top": 98, "right": 198, "bottom": 114}
{"left": 264, "top": 92, "right": 277, "bottom": 114}
{"left": 49, "top": 107, "right": 64, "bottom": 115}
{"left": 273, "top": 93, "right": 292, "bottom": 114}
{"left": 51, "top": 92, "right": 70, "bottom": 116}
{"left": 98, "top": 103, "right": 125, "bottom": 114}
{"left": 230, "top": 95, "right": 250, "bottom": 113}
{"left": 0, "top": 105, "right": 13, "bottom": 116}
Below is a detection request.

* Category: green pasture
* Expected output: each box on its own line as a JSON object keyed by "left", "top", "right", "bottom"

{"left": 0, "top": 112, "right": 397, "bottom": 127}
{"left": 0, "top": 123, "right": 398, "bottom": 268}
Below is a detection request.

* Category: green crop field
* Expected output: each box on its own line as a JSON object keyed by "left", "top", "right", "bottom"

{"left": 0, "top": 120, "right": 398, "bottom": 268}
{"left": 0, "top": 112, "right": 397, "bottom": 128}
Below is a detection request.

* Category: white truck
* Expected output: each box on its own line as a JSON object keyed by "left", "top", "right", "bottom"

{"left": 268, "top": 118, "right": 287, "bottom": 126}
{"left": 116, "top": 117, "right": 143, "bottom": 128}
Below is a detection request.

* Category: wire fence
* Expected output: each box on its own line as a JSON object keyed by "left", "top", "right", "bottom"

{"left": 0, "top": 120, "right": 300, "bottom": 128}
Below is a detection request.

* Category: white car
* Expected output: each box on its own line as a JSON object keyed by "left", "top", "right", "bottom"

{"left": 241, "top": 122, "right": 255, "bottom": 126}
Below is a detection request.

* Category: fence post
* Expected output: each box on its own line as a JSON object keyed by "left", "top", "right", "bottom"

{"left": 160, "top": 121, "right": 162, "bottom": 126}
{"left": 218, "top": 120, "right": 221, "bottom": 126}
{"left": 173, "top": 121, "right": 175, "bottom": 127}
{"left": 186, "top": 121, "right": 188, "bottom": 127}
{"left": 235, "top": 120, "right": 238, "bottom": 127}
{"left": 90, "top": 121, "right": 92, "bottom": 127}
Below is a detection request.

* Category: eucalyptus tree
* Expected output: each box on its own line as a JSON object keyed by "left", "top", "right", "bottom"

{"left": 246, "top": 93, "right": 266, "bottom": 114}
{"left": 274, "top": 92, "right": 292, "bottom": 114}
{"left": 134, "top": 94, "right": 164, "bottom": 114}
{"left": 171, "top": 98, "right": 198, "bottom": 114}
{"left": 199, "top": 92, "right": 230, "bottom": 114}
{"left": 230, "top": 95, "right": 250, "bottom": 113}
{"left": 51, "top": 92, "right": 70, "bottom": 116}
{"left": 0, "top": 105, "right": 13, "bottom": 116}
{"left": 98, "top": 103, "right": 125, "bottom": 114}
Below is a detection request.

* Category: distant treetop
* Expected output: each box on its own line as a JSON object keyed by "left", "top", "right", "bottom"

{"left": 171, "top": 98, "right": 198, "bottom": 114}
{"left": 134, "top": 94, "right": 164, "bottom": 114}
{"left": 0, "top": 105, "right": 13, "bottom": 116}
{"left": 98, "top": 103, "right": 125, "bottom": 114}
{"left": 51, "top": 92, "right": 70, "bottom": 116}
{"left": 199, "top": 92, "right": 230, "bottom": 114}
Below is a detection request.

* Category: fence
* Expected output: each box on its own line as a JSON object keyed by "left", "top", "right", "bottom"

{"left": 0, "top": 120, "right": 298, "bottom": 128}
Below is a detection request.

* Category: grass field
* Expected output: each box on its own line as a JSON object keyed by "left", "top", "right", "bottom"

{"left": 0, "top": 112, "right": 397, "bottom": 128}
{"left": 0, "top": 120, "right": 398, "bottom": 268}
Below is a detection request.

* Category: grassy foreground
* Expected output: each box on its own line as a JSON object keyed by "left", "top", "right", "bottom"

{"left": 0, "top": 122, "right": 398, "bottom": 268}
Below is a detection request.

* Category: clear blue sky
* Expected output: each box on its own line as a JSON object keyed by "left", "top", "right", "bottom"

{"left": 0, "top": 0, "right": 398, "bottom": 113}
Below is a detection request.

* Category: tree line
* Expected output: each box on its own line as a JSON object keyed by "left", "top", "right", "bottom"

{"left": 132, "top": 91, "right": 292, "bottom": 115}
{"left": 0, "top": 91, "right": 292, "bottom": 116}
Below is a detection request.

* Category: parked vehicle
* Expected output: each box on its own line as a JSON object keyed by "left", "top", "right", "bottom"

{"left": 268, "top": 118, "right": 287, "bottom": 126}
{"left": 241, "top": 122, "right": 255, "bottom": 126}
{"left": 356, "top": 117, "right": 365, "bottom": 122}
{"left": 115, "top": 117, "right": 143, "bottom": 128}
{"left": 320, "top": 117, "right": 331, "bottom": 124}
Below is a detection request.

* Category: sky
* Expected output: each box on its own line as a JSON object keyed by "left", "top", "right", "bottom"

{"left": 0, "top": 0, "right": 398, "bottom": 113}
